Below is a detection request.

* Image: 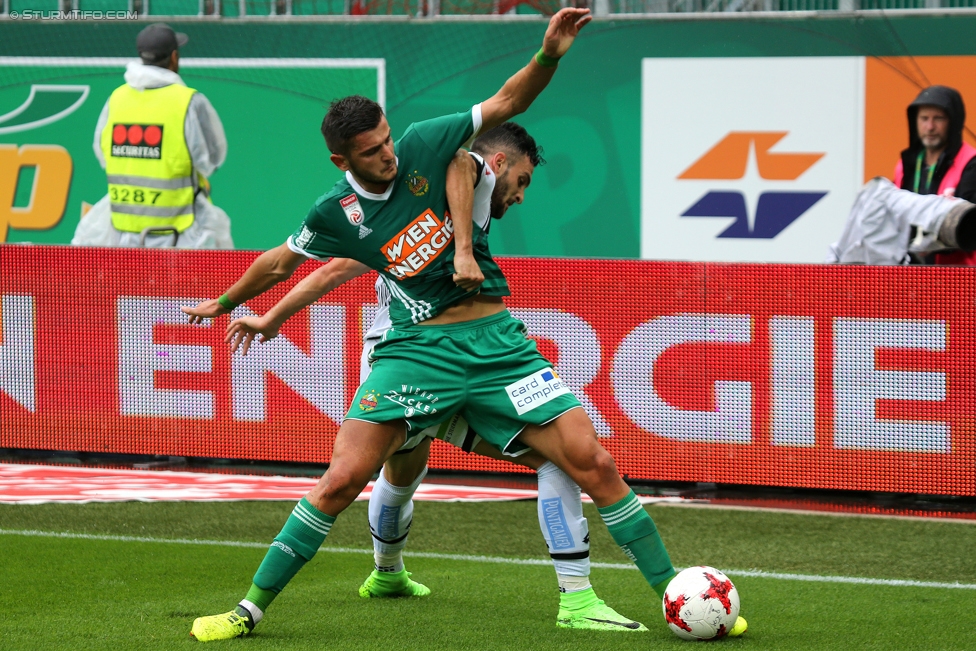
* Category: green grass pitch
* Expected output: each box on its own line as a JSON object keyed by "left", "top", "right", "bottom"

{"left": 1, "top": 500, "right": 974, "bottom": 650}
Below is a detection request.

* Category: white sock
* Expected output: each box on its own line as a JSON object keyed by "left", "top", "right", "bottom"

{"left": 238, "top": 599, "right": 264, "bottom": 624}
{"left": 368, "top": 465, "right": 428, "bottom": 573}
{"left": 536, "top": 461, "right": 591, "bottom": 587}
{"left": 556, "top": 574, "right": 592, "bottom": 594}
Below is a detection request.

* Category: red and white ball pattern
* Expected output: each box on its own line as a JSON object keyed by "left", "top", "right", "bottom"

{"left": 662, "top": 566, "right": 740, "bottom": 641}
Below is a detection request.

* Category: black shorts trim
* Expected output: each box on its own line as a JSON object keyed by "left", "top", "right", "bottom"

{"left": 549, "top": 550, "right": 590, "bottom": 560}
{"left": 460, "top": 427, "right": 479, "bottom": 453}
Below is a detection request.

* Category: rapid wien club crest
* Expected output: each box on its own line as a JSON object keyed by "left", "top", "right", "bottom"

{"left": 359, "top": 389, "right": 379, "bottom": 411}
{"left": 406, "top": 170, "right": 429, "bottom": 196}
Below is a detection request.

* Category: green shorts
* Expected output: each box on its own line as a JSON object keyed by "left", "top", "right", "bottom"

{"left": 347, "top": 310, "right": 582, "bottom": 455}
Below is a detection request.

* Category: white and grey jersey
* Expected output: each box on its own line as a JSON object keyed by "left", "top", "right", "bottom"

{"left": 361, "top": 151, "right": 497, "bottom": 350}
{"left": 468, "top": 150, "right": 495, "bottom": 234}
{"left": 363, "top": 275, "right": 393, "bottom": 344}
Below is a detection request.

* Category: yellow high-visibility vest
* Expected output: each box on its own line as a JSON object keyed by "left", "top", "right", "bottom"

{"left": 101, "top": 83, "right": 197, "bottom": 233}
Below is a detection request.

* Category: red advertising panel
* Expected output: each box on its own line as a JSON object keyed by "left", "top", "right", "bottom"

{"left": 1, "top": 246, "right": 973, "bottom": 495}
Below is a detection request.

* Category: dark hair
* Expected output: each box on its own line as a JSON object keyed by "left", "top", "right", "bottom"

{"left": 321, "top": 95, "right": 385, "bottom": 155}
{"left": 471, "top": 122, "right": 545, "bottom": 167}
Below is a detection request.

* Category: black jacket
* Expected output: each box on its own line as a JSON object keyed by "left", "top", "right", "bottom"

{"left": 898, "top": 85, "right": 976, "bottom": 201}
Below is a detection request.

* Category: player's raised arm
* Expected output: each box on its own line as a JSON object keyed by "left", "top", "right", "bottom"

{"left": 479, "top": 7, "right": 591, "bottom": 134}
{"left": 447, "top": 149, "right": 484, "bottom": 292}
{"left": 225, "top": 257, "right": 371, "bottom": 355}
{"left": 181, "top": 242, "right": 308, "bottom": 323}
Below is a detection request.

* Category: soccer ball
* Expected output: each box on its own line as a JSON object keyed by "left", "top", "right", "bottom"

{"left": 662, "top": 566, "right": 740, "bottom": 641}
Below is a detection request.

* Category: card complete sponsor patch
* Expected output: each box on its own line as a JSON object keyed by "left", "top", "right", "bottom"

{"left": 506, "top": 367, "right": 570, "bottom": 415}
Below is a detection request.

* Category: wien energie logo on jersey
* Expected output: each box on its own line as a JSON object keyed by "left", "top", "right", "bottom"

{"left": 382, "top": 209, "right": 455, "bottom": 278}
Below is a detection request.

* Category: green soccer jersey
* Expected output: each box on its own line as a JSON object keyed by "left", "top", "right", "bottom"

{"left": 287, "top": 106, "right": 510, "bottom": 326}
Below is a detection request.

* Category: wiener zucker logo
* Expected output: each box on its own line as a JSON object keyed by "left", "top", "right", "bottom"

{"left": 679, "top": 132, "right": 827, "bottom": 239}
{"left": 111, "top": 123, "right": 163, "bottom": 159}
{"left": 383, "top": 209, "right": 454, "bottom": 279}
{"left": 384, "top": 385, "right": 440, "bottom": 418}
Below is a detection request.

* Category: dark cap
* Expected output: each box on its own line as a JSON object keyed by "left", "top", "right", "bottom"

{"left": 136, "top": 23, "right": 188, "bottom": 64}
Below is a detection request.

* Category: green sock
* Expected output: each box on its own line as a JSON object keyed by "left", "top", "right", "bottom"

{"left": 243, "top": 584, "right": 277, "bottom": 614}
{"left": 598, "top": 490, "right": 676, "bottom": 598}
{"left": 246, "top": 497, "right": 335, "bottom": 613}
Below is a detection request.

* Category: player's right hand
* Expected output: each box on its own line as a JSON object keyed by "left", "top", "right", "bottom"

{"left": 541, "top": 7, "right": 591, "bottom": 60}
{"left": 453, "top": 253, "right": 485, "bottom": 292}
{"left": 181, "top": 299, "right": 231, "bottom": 324}
{"left": 226, "top": 315, "right": 280, "bottom": 356}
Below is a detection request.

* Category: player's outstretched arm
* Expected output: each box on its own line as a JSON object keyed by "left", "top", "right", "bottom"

{"left": 447, "top": 150, "right": 484, "bottom": 292}
{"left": 479, "top": 7, "right": 591, "bottom": 133}
{"left": 181, "top": 243, "right": 307, "bottom": 324}
{"left": 226, "top": 257, "right": 371, "bottom": 355}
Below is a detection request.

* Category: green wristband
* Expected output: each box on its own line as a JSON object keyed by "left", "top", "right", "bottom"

{"left": 217, "top": 294, "right": 240, "bottom": 310}
{"left": 534, "top": 48, "right": 560, "bottom": 68}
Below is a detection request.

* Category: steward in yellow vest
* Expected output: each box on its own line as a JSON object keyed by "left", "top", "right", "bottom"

{"left": 76, "top": 23, "right": 232, "bottom": 249}
{"left": 101, "top": 82, "right": 197, "bottom": 233}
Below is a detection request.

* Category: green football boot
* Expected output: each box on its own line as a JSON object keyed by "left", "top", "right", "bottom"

{"left": 556, "top": 587, "right": 647, "bottom": 632}
{"left": 189, "top": 608, "right": 253, "bottom": 642}
{"left": 358, "top": 569, "right": 431, "bottom": 598}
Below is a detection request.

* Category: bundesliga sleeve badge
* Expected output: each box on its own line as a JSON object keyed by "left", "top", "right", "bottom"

{"left": 340, "top": 194, "right": 365, "bottom": 226}
{"left": 340, "top": 193, "right": 372, "bottom": 239}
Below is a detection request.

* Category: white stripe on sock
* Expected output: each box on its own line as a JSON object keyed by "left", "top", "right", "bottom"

{"left": 295, "top": 502, "right": 332, "bottom": 530}
{"left": 292, "top": 504, "right": 332, "bottom": 535}
{"left": 291, "top": 507, "right": 329, "bottom": 534}
{"left": 601, "top": 499, "right": 643, "bottom": 526}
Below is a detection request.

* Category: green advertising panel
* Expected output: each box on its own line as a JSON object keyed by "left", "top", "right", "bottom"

{"left": 4, "top": 14, "right": 976, "bottom": 256}
{"left": 0, "top": 58, "right": 381, "bottom": 249}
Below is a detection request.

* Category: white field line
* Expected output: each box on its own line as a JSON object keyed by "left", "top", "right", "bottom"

{"left": 2, "top": 528, "right": 974, "bottom": 591}
{"left": 651, "top": 501, "right": 976, "bottom": 525}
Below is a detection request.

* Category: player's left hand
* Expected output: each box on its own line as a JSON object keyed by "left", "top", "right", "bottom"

{"left": 541, "top": 7, "right": 592, "bottom": 60}
{"left": 226, "top": 315, "right": 280, "bottom": 356}
{"left": 453, "top": 254, "right": 485, "bottom": 292}
{"left": 181, "top": 299, "right": 231, "bottom": 325}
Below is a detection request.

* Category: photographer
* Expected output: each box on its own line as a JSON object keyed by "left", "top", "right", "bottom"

{"left": 894, "top": 86, "right": 976, "bottom": 264}
{"left": 828, "top": 86, "right": 976, "bottom": 265}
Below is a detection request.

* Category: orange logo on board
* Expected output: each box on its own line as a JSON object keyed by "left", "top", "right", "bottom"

{"left": 382, "top": 209, "right": 454, "bottom": 279}
{"left": 0, "top": 144, "right": 73, "bottom": 243}
{"left": 679, "top": 132, "right": 823, "bottom": 181}
{"left": 677, "top": 132, "right": 826, "bottom": 239}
